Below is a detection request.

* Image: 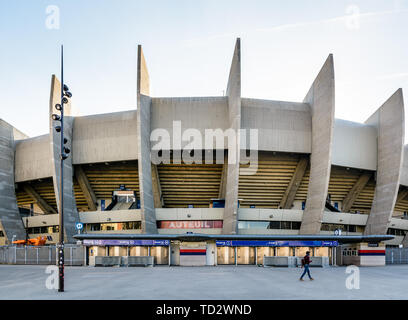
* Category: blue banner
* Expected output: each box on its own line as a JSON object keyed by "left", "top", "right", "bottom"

{"left": 215, "top": 240, "right": 338, "bottom": 247}
{"left": 83, "top": 239, "right": 170, "bottom": 246}
{"left": 82, "top": 239, "right": 337, "bottom": 247}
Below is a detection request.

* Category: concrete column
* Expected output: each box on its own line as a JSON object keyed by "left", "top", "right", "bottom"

{"left": 49, "top": 75, "right": 79, "bottom": 243}
{"left": 0, "top": 119, "right": 27, "bottom": 242}
{"left": 151, "top": 164, "right": 163, "bottom": 208}
{"left": 280, "top": 156, "right": 308, "bottom": 209}
{"left": 218, "top": 154, "right": 228, "bottom": 199}
{"left": 23, "top": 184, "right": 57, "bottom": 214}
{"left": 75, "top": 165, "right": 97, "bottom": 211}
{"left": 342, "top": 172, "right": 372, "bottom": 213}
{"left": 364, "top": 89, "right": 405, "bottom": 235}
{"left": 300, "top": 55, "right": 335, "bottom": 234}
{"left": 223, "top": 38, "right": 241, "bottom": 235}
{"left": 136, "top": 45, "right": 157, "bottom": 234}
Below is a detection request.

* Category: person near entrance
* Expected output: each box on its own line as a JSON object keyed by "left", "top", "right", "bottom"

{"left": 299, "top": 251, "right": 314, "bottom": 281}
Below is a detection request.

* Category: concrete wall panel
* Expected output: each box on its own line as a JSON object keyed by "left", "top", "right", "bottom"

{"left": 155, "top": 208, "right": 224, "bottom": 221}
{"left": 364, "top": 89, "right": 405, "bottom": 235}
{"left": 15, "top": 135, "right": 53, "bottom": 182}
{"left": 332, "top": 119, "right": 377, "bottom": 171}
{"left": 72, "top": 111, "right": 138, "bottom": 164}
{"left": 151, "top": 97, "right": 228, "bottom": 150}
{"left": 0, "top": 120, "right": 26, "bottom": 241}
{"left": 300, "top": 55, "right": 335, "bottom": 234}
{"left": 25, "top": 210, "right": 142, "bottom": 227}
{"left": 241, "top": 98, "right": 311, "bottom": 153}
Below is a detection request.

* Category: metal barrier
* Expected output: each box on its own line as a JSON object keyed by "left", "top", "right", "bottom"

{"left": 295, "top": 256, "right": 329, "bottom": 267}
{"left": 263, "top": 256, "right": 297, "bottom": 267}
{"left": 88, "top": 256, "right": 154, "bottom": 267}
{"left": 386, "top": 248, "right": 408, "bottom": 264}
{"left": 0, "top": 245, "right": 84, "bottom": 266}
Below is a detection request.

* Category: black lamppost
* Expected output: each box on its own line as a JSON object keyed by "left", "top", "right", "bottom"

{"left": 52, "top": 45, "right": 72, "bottom": 292}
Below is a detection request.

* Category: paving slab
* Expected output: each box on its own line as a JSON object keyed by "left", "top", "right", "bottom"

{"left": 0, "top": 265, "right": 406, "bottom": 300}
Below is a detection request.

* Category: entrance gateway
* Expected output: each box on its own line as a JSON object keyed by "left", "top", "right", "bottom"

{"left": 78, "top": 233, "right": 395, "bottom": 266}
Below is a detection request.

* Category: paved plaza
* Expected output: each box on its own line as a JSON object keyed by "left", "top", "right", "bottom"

{"left": 0, "top": 264, "right": 407, "bottom": 300}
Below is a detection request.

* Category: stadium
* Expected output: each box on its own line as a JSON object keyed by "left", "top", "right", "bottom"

{"left": 0, "top": 38, "right": 406, "bottom": 267}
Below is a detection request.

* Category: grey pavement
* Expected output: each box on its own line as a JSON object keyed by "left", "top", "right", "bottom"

{"left": 0, "top": 264, "right": 406, "bottom": 300}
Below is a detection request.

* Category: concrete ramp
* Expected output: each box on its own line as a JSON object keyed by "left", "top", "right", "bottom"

{"left": 111, "top": 202, "right": 134, "bottom": 210}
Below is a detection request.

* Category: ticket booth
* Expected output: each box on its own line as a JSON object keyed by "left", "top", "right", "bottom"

{"left": 150, "top": 246, "right": 169, "bottom": 265}
{"left": 295, "top": 247, "right": 311, "bottom": 257}
{"left": 129, "top": 246, "right": 148, "bottom": 256}
{"left": 81, "top": 238, "right": 339, "bottom": 267}
{"left": 217, "top": 246, "right": 235, "bottom": 265}
{"left": 109, "top": 246, "right": 128, "bottom": 256}
{"left": 82, "top": 239, "right": 170, "bottom": 266}
{"left": 236, "top": 247, "right": 255, "bottom": 265}
{"left": 314, "top": 247, "right": 329, "bottom": 257}
{"left": 88, "top": 246, "right": 106, "bottom": 257}
{"left": 215, "top": 240, "right": 337, "bottom": 266}
{"left": 256, "top": 247, "right": 274, "bottom": 265}
{"left": 276, "top": 247, "right": 291, "bottom": 256}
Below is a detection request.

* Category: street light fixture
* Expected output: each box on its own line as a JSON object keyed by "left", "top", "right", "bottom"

{"left": 52, "top": 45, "right": 73, "bottom": 293}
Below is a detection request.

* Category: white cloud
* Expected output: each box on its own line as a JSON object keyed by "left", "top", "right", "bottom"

{"left": 256, "top": 9, "right": 408, "bottom": 33}
{"left": 183, "top": 8, "right": 408, "bottom": 48}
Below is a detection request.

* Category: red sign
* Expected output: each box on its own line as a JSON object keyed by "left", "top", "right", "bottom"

{"left": 158, "top": 220, "right": 223, "bottom": 229}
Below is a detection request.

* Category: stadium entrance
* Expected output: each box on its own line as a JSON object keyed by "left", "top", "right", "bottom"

{"left": 77, "top": 233, "right": 392, "bottom": 267}
{"left": 214, "top": 240, "right": 335, "bottom": 266}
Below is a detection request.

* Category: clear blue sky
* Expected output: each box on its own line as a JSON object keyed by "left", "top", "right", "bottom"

{"left": 1, "top": 0, "right": 408, "bottom": 138}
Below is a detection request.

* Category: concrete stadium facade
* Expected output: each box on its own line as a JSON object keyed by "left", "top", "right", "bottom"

{"left": 1, "top": 38, "right": 408, "bottom": 254}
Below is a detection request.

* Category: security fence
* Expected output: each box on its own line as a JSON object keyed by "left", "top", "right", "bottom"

{"left": 0, "top": 245, "right": 84, "bottom": 265}
{"left": 386, "top": 248, "right": 408, "bottom": 264}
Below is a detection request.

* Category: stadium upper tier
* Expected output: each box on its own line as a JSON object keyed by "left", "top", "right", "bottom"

{"left": 0, "top": 39, "right": 407, "bottom": 245}
{"left": 14, "top": 103, "right": 396, "bottom": 181}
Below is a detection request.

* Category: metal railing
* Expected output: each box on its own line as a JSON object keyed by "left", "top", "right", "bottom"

{"left": 0, "top": 245, "right": 84, "bottom": 265}
{"left": 386, "top": 248, "right": 408, "bottom": 264}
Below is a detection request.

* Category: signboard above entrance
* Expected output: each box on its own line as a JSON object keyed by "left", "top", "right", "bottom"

{"left": 215, "top": 240, "right": 338, "bottom": 247}
{"left": 82, "top": 239, "right": 170, "bottom": 246}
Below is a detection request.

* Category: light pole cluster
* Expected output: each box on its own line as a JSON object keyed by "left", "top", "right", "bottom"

{"left": 52, "top": 45, "right": 72, "bottom": 292}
